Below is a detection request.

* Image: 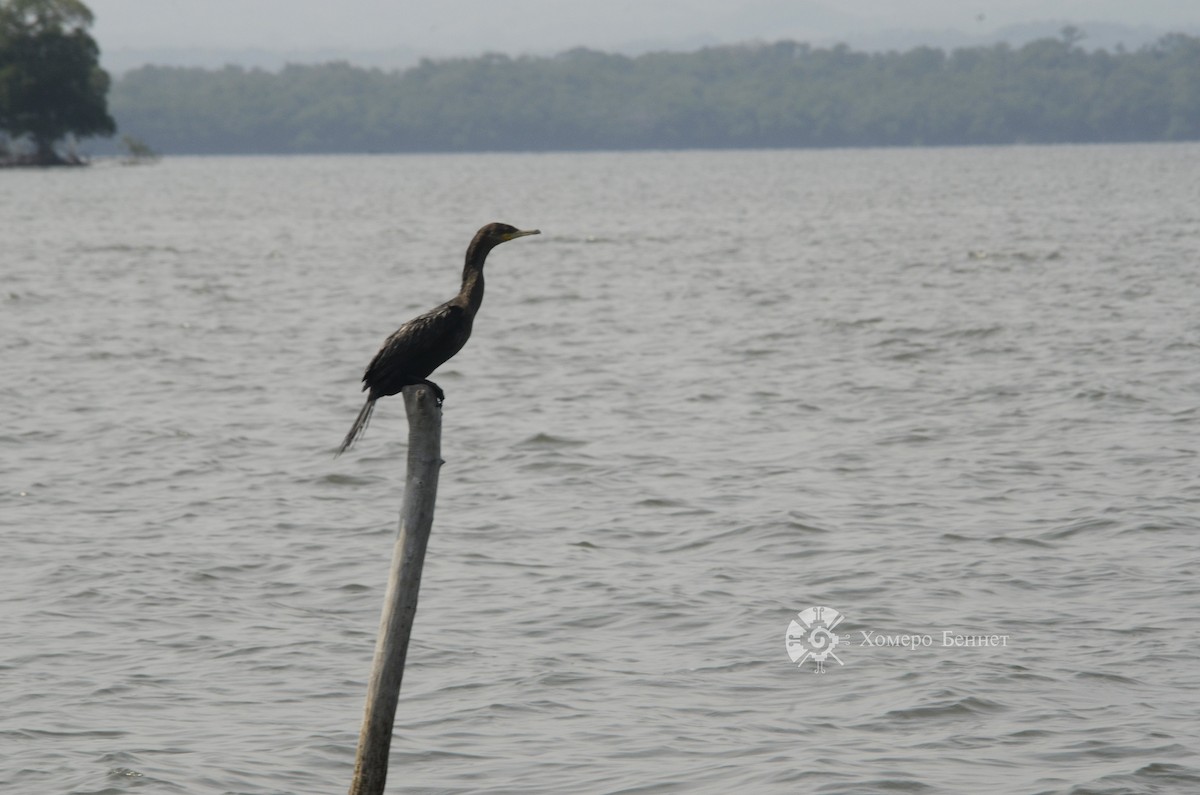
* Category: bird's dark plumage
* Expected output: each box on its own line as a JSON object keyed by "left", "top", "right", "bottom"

{"left": 336, "top": 222, "right": 540, "bottom": 455}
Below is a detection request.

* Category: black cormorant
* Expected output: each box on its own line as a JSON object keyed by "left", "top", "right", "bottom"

{"left": 336, "top": 222, "right": 540, "bottom": 455}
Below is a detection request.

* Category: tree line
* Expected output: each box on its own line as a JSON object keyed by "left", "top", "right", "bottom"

{"left": 6, "top": 11, "right": 1200, "bottom": 158}
{"left": 106, "top": 31, "right": 1200, "bottom": 154}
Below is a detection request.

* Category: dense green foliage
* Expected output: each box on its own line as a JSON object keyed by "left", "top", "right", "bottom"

{"left": 0, "top": 0, "right": 114, "bottom": 163}
{"left": 109, "top": 32, "right": 1200, "bottom": 154}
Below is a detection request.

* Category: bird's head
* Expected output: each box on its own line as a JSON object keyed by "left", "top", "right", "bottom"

{"left": 476, "top": 222, "right": 541, "bottom": 247}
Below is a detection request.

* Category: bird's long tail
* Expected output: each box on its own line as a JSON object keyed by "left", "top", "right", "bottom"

{"left": 336, "top": 397, "right": 376, "bottom": 456}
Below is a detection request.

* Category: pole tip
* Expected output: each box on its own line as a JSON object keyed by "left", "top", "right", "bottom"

{"left": 402, "top": 382, "right": 444, "bottom": 414}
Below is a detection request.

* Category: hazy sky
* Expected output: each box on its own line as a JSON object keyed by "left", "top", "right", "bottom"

{"left": 87, "top": 0, "right": 1200, "bottom": 58}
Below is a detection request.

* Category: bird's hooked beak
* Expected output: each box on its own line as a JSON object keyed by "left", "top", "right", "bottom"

{"left": 501, "top": 228, "right": 540, "bottom": 241}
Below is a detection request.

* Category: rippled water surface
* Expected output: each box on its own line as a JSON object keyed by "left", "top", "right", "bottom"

{"left": 3, "top": 146, "right": 1200, "bottom": 794}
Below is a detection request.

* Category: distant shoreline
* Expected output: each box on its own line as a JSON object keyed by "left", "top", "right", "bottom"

{"left": 104, "top": 35, "right": 1200, "bottom": 156}
{"left": 0, "top": 154, "right": 90, "bottom": 169}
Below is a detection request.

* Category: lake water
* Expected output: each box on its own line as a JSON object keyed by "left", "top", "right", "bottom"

{"left": 3, "top": 145, "right": 1200, "bottom": 794}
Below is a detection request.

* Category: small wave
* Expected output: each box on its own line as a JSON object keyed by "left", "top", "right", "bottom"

{"left": 884, "top": 695, "right": 1007, "bottom": 721}
{"left": 1072, "top": 388, "right": 1148, "bottom": 404}
{"left": 1055, "top": 762, "right": 1200, "bottom": 795}
{"left": 516, "top": 432, "right": 588, "bottom": 448}
{"left": 940, "top": 324, "right": 1005, "bottom": 339}
{"left": 1040, "top": 517, "right": 1121, "bottom": 540}
{"left": 1072, "top": 670, "right": 1141, "bottom": 686}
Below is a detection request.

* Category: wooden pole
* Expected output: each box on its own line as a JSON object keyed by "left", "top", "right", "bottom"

{"left": 349, "top": 384, "right": 443, "bottom": 795}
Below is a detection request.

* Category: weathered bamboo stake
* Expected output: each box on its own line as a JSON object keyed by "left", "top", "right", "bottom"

{"left": 349, "top": 384, "right": 443, "bottom": 795}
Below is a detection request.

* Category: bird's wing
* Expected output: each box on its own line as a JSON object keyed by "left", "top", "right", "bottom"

{"left": 362, "top": 302, "right": 465, "bottom": 384}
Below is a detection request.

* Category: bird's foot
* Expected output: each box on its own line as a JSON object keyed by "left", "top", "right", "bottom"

{"left": 422, "top": 380, "right": 445, "bottom": 405}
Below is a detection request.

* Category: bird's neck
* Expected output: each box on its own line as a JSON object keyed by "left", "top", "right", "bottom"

{"left": 458, "top": 241, "right": 492, "bottom": 312}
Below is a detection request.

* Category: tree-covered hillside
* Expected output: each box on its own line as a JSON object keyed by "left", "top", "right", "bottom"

{"left": 108, "top": 31, "right": 1200, "bottom": 154}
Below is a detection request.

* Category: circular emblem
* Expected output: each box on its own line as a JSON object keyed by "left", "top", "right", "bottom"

{"left": 785, "top": 606, "right": 846, "bottom": 672}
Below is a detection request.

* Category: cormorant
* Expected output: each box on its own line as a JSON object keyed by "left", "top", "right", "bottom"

{"left": 336, "top": 222, "right": 540, "bottom": 455}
